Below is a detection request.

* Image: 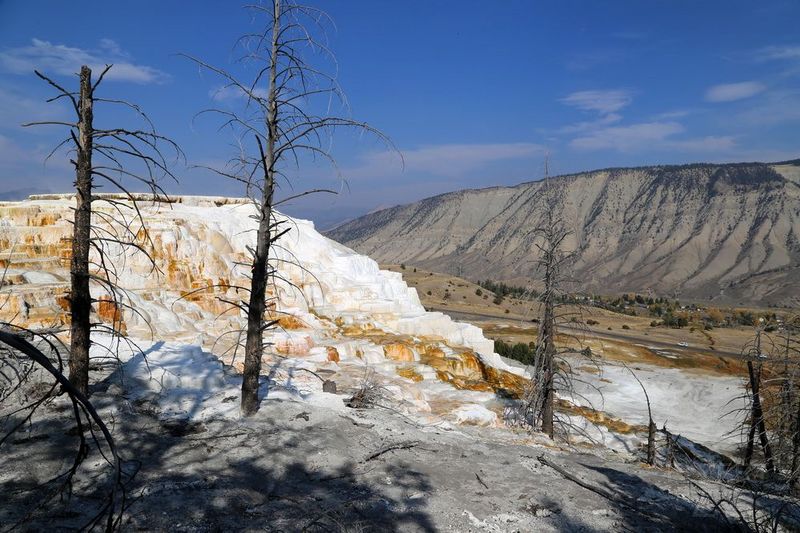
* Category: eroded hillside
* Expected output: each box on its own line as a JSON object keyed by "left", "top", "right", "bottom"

{"left": 327, "top": 161, "right": 800, "bottom": 307}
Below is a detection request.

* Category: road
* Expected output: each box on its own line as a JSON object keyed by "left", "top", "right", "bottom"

{"left": 427, "top": 306, "right": 746, "bottom": 360}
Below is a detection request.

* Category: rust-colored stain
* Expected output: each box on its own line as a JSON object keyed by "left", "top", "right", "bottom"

{"left": 326, "top": 346, "right": 340, "bottom": 362}
{"left": 383, "top": 342, "right": 415, "bottom": 362}
{"left": 56, "top": 293, "right": 70, "bottom": 311}
{"left": 558, "top": 399, "right": 647, "bottom": 435}
{"left": 397, "top": 365, "right": 424, "bottom": 382}
{"left": 276, "top": 314, "right": 307, "bottom": 330}
{"left": 96, "top": 296, "right": 127, "bottom": 335}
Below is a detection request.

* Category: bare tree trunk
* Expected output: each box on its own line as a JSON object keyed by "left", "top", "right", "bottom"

{"left": 625, "top": 362, "right": 656, "bottom": 465}
{"left": 540, "top": 294, "right": 555, "bottom": 439}
{"left": 745, "top": 355, "right": 775, "bottom": 473}
{"left": 647, "top": 419, "right": 657, "bottom": 466}
{"left": 69, "top": 66, "right": 93, "bottom": 397}
{"left": 241, "top": 1, "right": 280, "bottom": 417}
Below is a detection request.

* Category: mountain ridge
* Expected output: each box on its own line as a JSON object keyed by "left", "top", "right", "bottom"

{"left": 327, "top": 159, "right": 800, "bottom": 307}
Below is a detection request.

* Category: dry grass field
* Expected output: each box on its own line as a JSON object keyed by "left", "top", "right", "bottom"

{"left": 383, "top": 264, "right": 774, "bottom": 377}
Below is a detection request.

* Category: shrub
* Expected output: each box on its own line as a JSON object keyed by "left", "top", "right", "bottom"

{"left": 492, "top": 296, "right": 503, "bottom": 305}
{"left": 495, "top": 339, "right": 536, "bottom": 365}
{"left": 475, "top": 288, "right": 483, "bottom": 296}
{"left": 426, "top": 290, "right": 432, "bottom": 296}
{"left": 621, "top": 324, "right": 630, "bottom": 330}
{"left": 504, "top": 309, "right": 510, "bottom": 314}
{"left": 586, "top": 319, "right": 599, "bottom": 326}
{"left": 400, "top": 263, "right": 406, "bottom": 270}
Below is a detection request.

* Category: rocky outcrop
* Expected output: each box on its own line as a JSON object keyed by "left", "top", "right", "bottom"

{"left": 327, "top": 160, "right": 800, "bottom": 306}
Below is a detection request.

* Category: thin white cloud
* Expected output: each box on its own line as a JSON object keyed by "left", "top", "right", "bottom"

{"left": 668, "top": 136, "right": 737, "bottom": 152}
{"left": 560, "top": 90, "right": 633, "bottom": 114}
{"left": 570, "top": 121, "right": 736, "bottom": 153}
{"left": 736, "top": 89, "right": 800, "bottom": 126}
{"left": 209, "top": 85, "right": 268, "bottom": 102}
{"left": 756, "top": 45, "right": 800, "bottom": 61}
{"left": 570, "top": 122, "right": 683, "bottom": 151}
{"left": 348, "top": 142, "right": 546, "bottom": 179}
{"left": 0, "top": 133, "right": 72, "bottom": 191}
{"left": 705, "top": 81, "right": 766, "bottom": 103}
{"left": 0, "top": 86, "right": 68, "bottom": 127}
{"left": 0, "top": 39, "right": 167, "bottom": 84}
{"left": 652, "top": 109, "right": 692, "bottom": 120}
{"left": 558, "top": 113, "right": 622, "bottom": 134}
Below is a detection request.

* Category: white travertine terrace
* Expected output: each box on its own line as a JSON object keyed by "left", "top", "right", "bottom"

{"left": 0, "top": 194, "right": 523, "bottom": 427}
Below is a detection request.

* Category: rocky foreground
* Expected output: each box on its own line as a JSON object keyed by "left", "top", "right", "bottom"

{"left": 1, "top": 340, "right": 792, "bottom": 532}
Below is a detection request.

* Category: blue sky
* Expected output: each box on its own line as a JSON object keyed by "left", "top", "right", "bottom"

{"left": 1, "top": 1, "right": 799, "bottom": 228}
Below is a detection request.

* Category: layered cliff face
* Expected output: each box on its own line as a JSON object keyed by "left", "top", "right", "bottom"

{"left": 327, "top": 161, "right": 800, "bottom": 306}
{"left": 0, "top": 194, "right": 528, "bottom": 426}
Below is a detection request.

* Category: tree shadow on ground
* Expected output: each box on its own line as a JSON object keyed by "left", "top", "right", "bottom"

{"left": 116, "top": 406, "right": 437, "bottom": 531}
{"left": 578, "top": 461, "right": 800, "bottom": 532}
{"left": 1, "top": 340, "right": 437, "bottom": 531}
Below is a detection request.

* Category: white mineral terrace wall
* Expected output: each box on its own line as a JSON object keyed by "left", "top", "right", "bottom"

{"left": 0, "top": 194, "right": 531, "bottom": 427}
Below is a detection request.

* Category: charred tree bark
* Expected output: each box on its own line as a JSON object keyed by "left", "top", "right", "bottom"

{"left": 241, "top": 2, "right": 280, "bottom": 417}
{"left": 69, "top": 66, "right": 94, "bottom": 397}
{"left": 540, "top": 286, "right": 555, "bottom": 439}
{"left": 647, "top": 419, "right": 657, "bottom": 466}
{"left": 744, "top": 333, "right": 775, "bottom": 473}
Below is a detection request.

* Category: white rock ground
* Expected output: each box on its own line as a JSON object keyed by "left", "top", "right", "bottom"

{"left": 2, "top": 336, "right": 791, "bottom": 531}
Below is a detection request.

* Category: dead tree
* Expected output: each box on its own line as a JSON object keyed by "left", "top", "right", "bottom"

{"left": 519, "top": 160, "right": 592, "bottom": 439}
{"left": 24, "top": 65, "right": 182, "bottom": 396}
{"left": 742, "top": 324, "right": 775, "bottom": 473}
{"left": 761, "top": 314, "right": 800, "bottom": 486}
{"left": 782, "top": 316, "right": 800, "bottom": 487}
{"left": 184, "top": 0, "right": 396, "bottom": 416}
{"left": 624, "top": 362, "right": 657, "bottom": 465}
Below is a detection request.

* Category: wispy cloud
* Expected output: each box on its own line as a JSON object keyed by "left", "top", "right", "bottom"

{"left": 652, "top": 109, "right": 692, "bottom": 120}
{"left": 209, "top": 85, "right": 268, "bottom": 102}
{"left": 0, "top": 133, "right": 72, "bottom": 191}
{"left": 736, "top": 89, "right": 800, "bottom": 126}
{"left": 0, "top": 86, "right": 68, "bottom": 128}
{"left": 570, "top": 121, "right": 682, "bottom": 151}
{"left": 705, "top": 81, "right": 766, "bottom": 102}
{"left": 557, "top": 113, "right": 622, "bottom": 134}
{"left": 570, "top": 121, "right": 735, "bottom": 153}
{"left": 347, "top": 142, "right": 545, "bottom": 179}
{"left": 0, "top": 39, "right": 167, "bottom": 84}
{"left": 756, "top": 45, "right": 800, "bottom": 61}
{"left": 560, "top": 89, "right": 633, "bottom": 114}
